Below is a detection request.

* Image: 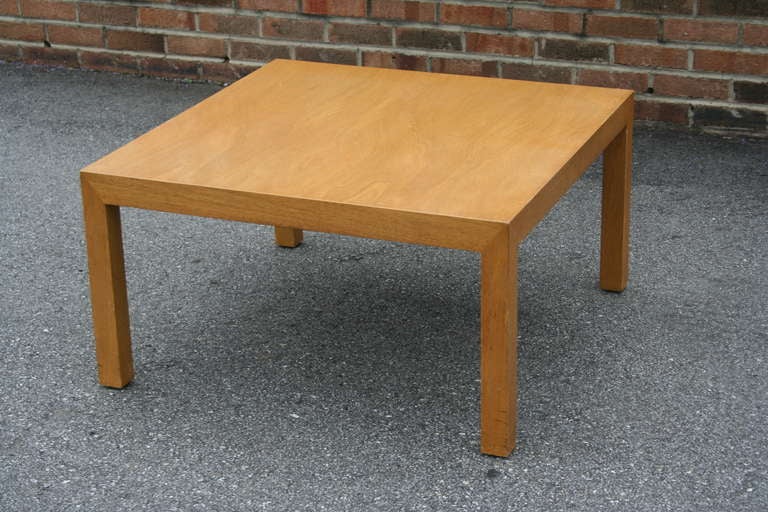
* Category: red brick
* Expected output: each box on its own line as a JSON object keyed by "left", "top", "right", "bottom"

{"left": 329, "top": 22, "right": 391, "bottom": 45}
{"left": 167, "top": 35, "right": 226, "bottom": 57}
{"left": 139, "top": 57, "right": 201, "bottom": 79}
{"left": 138, "top": 8, "right": 195, "bottom": 30}
{"left": 615, "top": 44, "right": 688, "bottom": 69}
{"left": 501, "top": 62, "right": 572, "bottom": 84}
{"left": 22, "top": 45, "right": 79, "bottom": 66}
{"left": 199, "top": 13, "right": 260, "bottom": 36}
{"left": 587, "top": 14, "right": 658, "bottom": 40}
{"left": 238, "top": 0, "right": 297, "bottom": 11}
{"left": 0, "top": 20, "right": 43, "bottom": 42}
{"left": 635, "top": 99, "right": 688, "bottom": 124}
{"left": 302, "top": 0, "right": 365, "bottom": 17}
{"left": 0, "top": 43, "right": 21, "bottom": 60}
{"left": 107, "top": 30, "right": 165, "bottom": 53}
{"left": 734, "top": 81, "right": 768, "bottom": 104}
{"left": 21, "top": 0, "right": 75, "bottom": 20}
{"left": 540, "top": 38, "right": 609, "bottom": 62}
{"left": 262, "top": 17, "right": 324, "bottom": 40}
{"left": 48, "top": 25, "right": 103, "bottom": 47}
{"left": 465, "top": 33, "right": 533, "bottom": 57}
{"left": 577, "top": 68, "right": 648, "bottom": 92}
{"left": 396, "top": 28, "right": 461, "bottom": 50}
{"left": 80, "top": 50, "right": 139, "bottom": 73}
{"left": 0, "top": 0, "right": 18, "bottom": 16}
{"left": 693, "top": 106, "right": 766, "bottom": 133}
{"left": 512, "top": 8, "right": 582, "bottom": 34}
{"left": 79, "top": 4, "right": 137, "bottom": 27}
{"left": 175, "top": 0, "right": 231, "bottom": 6}
{"left": 362, "top": 51, "right": 428, "bottom": 71}
{"left": 745, "top": 24, "right": 768, "bottom": 47}
{"left": 440, "top": 4, "right": 507, "bottom": 28}
{"left": 431, "top": 57, "right": 497, "bottom": 77}
{"left": 296, "top": 46, "right": 357, "bottom": 65}
{"left": 230, "top": 40, "right": 290, "bottom": 60}
{"left": 699, "top": 0, "right": 768, "bottom": 18}
{"left": 542, "top": 0, "right": 613, "bottom": 8}
{"left": 664, "top": 19, "right": 739, "bottom": 44}
{"left": 694, "top": 50, "right": 768, "bottom": 75}
{"left": 369, "top": 1, "right": 435, "bottom": 23}
{"left": 201, "top": 61, "right": 260, "bottom": 82}
{"left": 621, "top": 0, "right": 693, "bottom": 14}
{"left": 652, "top": 74, "right": 729, "bottom": 99}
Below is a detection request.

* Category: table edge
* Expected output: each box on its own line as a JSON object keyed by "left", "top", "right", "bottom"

{"left": 80, "top": 172, "right": 506, "bottom": 252}
{"left": 508, "top": 93, "right": 634, "bottom": 243}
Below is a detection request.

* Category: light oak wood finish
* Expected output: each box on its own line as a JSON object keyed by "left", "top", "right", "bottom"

{"left": 600, "top": 125, "right": 632, "bottom": 292}
{"left": 81, "top": 59, "right": 634, "bottom": 456}
{"left": 274, "top": 226, "right": 303, "bottom": 248}
{"left": 81, "top": 178, "right": 133, "bottom": 388}
{"left": 480, "top": 228, "right": 518, "bottom": 456}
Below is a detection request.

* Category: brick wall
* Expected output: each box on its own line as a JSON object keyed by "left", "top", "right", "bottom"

{"left": 1, "top": 0, "right": 766, "bottom": 136}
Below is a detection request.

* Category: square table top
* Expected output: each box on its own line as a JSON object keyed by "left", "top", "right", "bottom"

{"left": 83, "top": 59, "right": 632, "bottom": 227}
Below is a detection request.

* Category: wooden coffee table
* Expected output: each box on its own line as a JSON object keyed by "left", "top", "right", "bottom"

{"left": 81, "top": 59, "right": 633, "bottom": 457}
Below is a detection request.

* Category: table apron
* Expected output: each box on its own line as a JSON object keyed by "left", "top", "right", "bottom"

{"left": 81, "top": 174, "right": 505, "bottom": 252}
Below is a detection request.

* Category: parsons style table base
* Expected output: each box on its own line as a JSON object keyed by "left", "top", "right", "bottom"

{"left": 82, "top": 60, "right": 633, "bottom": 457}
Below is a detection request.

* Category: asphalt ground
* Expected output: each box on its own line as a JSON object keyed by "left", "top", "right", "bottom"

{"left": 1, "top": 61, "right": 766, "bottom": 511}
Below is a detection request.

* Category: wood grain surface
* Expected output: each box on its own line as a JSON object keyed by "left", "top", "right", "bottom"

{"left": 83, "top": 59, "right": 632, "bottom": 227}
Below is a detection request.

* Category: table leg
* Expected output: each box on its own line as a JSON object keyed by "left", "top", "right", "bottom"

{"left": 274, "top": 226, "right": 303, "bottom": 248}
{"left": 480, "top": 229, "right": 518, "bottom": 457}
{"left": 82, "top": 180, "right": 133, "bottom": 388}
{"left": 600, "top": 123, "right": 632, "bottom": 292}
